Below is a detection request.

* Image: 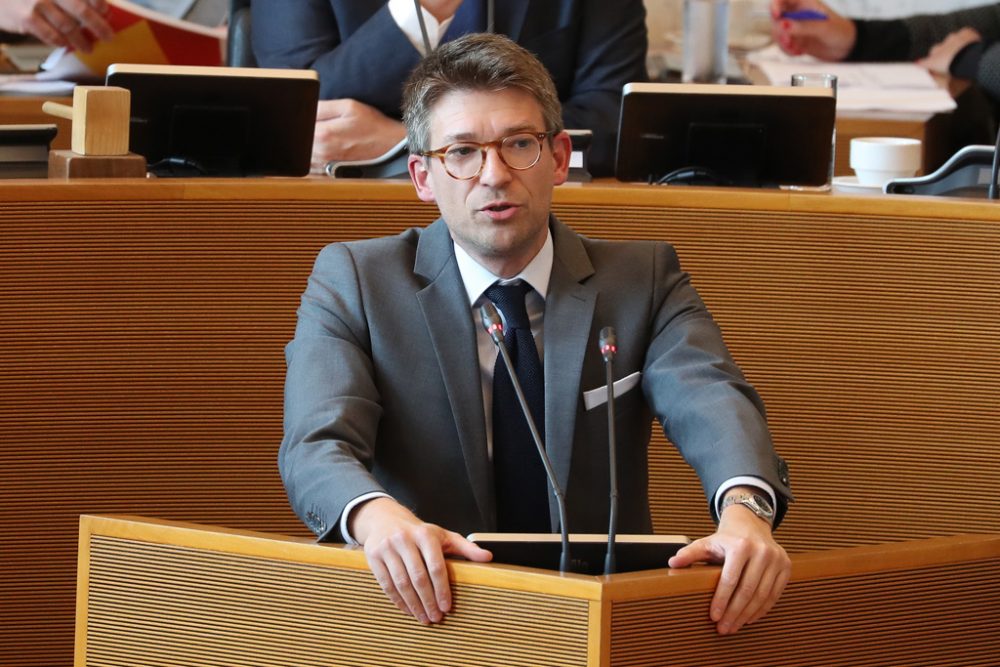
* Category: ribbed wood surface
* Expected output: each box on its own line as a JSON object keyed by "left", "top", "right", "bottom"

{"left": 2, "top": 180, "right": 998, "bottom": 666}
{"left": 554, "top": 202, "right": 1000, "bottom": 551}
{"left": 84, "top": 534, "right": 589, "bottom": 667}
{"left": 610, "top": 558, "right": 1000, "bottom": 666}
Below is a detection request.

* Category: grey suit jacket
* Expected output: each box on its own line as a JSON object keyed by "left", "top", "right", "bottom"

{"left": 281, "top": 217, "right": 791, "bottom": 542}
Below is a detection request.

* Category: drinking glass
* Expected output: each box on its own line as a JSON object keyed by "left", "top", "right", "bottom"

{"left": 790, "top": 72, "right": 838, "bottom": 190}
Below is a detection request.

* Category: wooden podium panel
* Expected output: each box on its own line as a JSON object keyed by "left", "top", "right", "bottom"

{"left": 78, "top": 516, "right": 599, "bottom": 667}
{"left": 77, "top": 516, "right": 1000, "bottom": 667}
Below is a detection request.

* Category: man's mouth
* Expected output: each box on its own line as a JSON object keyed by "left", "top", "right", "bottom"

{"left": 480, "top": 202, "right": 520, "bottom": 220}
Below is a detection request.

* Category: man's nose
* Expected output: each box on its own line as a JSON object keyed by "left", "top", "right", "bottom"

{"left": 477, "top": 146, "right": 513, "bottom": 187}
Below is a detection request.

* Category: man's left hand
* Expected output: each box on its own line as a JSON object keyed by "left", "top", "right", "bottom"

{"left": 668, "top": 502, "right": 790, "bottom": 635}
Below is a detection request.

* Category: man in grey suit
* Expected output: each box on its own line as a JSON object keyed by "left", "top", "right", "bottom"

{"left": 282, "top": 33, "right": 793, "bottom": 635}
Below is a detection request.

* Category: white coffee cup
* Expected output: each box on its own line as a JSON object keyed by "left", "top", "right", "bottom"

{"left": 850, "top": 137, "right": 922, "bottom": 186}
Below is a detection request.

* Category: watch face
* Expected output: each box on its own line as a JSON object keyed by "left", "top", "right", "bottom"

{"left": 751, "top": 494, "right": 774, "bottom": 516}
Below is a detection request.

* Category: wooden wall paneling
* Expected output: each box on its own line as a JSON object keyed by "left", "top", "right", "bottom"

{"left": 1, "top": 180, "right": 998, "bottom": 666}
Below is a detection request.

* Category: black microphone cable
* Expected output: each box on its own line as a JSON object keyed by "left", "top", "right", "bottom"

{"left": 413, "top": 0, "right": 433, "bottom": 55}
{"left": 413, "top": 0, "right": 496, "bottom": 55}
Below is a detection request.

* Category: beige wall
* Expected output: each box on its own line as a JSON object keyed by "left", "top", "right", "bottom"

{"left": 645, "top": 0, "right": 681, "bottom": 52}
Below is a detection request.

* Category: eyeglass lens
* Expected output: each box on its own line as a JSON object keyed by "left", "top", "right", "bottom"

{"left": 443, "top": 133, "right": 543, "bottom": 178}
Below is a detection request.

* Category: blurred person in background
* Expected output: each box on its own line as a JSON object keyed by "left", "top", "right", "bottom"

{"left": 0, "top": 0, "right": 112, "bottom": 52}
{"left": 771, "top": 0, "right": 1000, "bottom": 105}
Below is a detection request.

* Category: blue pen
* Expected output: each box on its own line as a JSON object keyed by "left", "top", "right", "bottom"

{"left": 780, "top": 10, "right": 828, "bottom": 20}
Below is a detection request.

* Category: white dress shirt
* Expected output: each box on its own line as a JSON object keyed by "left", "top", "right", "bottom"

{"left": 387, "top": 0, "right": 455, "bottom": 56}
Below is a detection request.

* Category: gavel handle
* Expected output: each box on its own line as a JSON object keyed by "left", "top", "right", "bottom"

{"left": 42, "top": 101, "right": 73, "bottom": 120}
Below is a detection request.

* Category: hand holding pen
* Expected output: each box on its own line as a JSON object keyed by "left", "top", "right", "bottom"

{"left": 770, "top": 0, "right": 857, "bottom": 62}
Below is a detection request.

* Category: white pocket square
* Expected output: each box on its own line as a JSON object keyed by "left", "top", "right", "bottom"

{"left": 583, "top": 371, "right": 641, "bottom": 410}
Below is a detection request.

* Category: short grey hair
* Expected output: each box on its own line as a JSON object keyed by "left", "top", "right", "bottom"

{"left": 401, "top": 33, "right": 563, "bottom": 154}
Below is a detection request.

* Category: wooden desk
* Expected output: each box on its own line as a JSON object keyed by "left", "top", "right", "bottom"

{"left": 2, "top": 179, "right": 998, "bottom": 667}
{"left": 77, "top": 515, "right": 1000, "bottom": 667}
{"left": 835, "top": 109, "right": 951, "bottom": 177}
{"left": 744, "top": 64, "right": 955, "bottom": 177}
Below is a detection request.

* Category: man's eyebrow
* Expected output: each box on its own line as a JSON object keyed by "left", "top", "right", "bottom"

{"left": 440, "top": 124, "right": 541, "bottom": 143}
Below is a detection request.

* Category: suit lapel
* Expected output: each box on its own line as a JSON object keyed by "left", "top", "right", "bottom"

{"left": 414, "top": 220, "right": 494, "bottom": 529}
{"left": 544, "top": 218, "right": 597, "bottom": 501}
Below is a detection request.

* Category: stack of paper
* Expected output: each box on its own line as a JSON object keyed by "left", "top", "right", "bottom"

{"left": 747, "top": 45, "right": 956, "bottom": 114}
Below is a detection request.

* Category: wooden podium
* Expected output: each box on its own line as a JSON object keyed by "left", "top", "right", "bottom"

{"left": 76, "top": 515, "right": 1000, "bottom": 667}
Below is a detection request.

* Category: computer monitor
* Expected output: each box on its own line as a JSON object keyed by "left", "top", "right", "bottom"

{"left": 106, "top": 64, "right": 319, "bottom": 177}
{"left": 615, "top": 82, "right": 836, "bottom": 187}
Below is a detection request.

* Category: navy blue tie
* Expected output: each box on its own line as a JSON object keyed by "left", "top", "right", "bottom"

{"left": 485, "top": 282, "right": 550, "bottom": 533}
{"left": 442, "top": 0, "right": 485, "bottom": 42}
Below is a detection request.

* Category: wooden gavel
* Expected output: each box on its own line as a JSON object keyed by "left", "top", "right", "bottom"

{"left": 42, "top": 86, "right": 131, "bottom": 156}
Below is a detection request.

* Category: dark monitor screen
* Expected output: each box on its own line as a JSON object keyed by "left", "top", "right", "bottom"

{"left": 615, "top": 83, "right": 836, "bottom": 187}
{"left": 106, "top": 64, "right": 319, "bottom": 177}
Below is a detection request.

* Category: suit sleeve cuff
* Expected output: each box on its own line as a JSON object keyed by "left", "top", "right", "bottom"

{"left": 713, "top": 476, "right": 777, "bottom": 517}
{"left": 340, "top": 491, "right": 392, "bottom": 545}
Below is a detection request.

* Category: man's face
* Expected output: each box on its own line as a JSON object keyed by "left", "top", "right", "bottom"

{"left": 408, "top": 87, "right": 571, "bottom": 278}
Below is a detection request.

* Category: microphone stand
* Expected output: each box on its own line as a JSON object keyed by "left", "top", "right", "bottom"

{"left": 480, "top": 302, "right": 572, "bottom": 573}
{"left": 599, "top": 327, "right": 619, "bottom": 575}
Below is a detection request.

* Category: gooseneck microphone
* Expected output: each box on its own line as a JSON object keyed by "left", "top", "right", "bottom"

{"left": 479, "top": 301, "right": 572, "bottom": 573}
{"left": 598, "top": 327, "right": 619, "bottom": 575}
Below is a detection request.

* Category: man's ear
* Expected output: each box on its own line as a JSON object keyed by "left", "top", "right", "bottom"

{"left": 550, "top": 131, "right": 573, "bottom": 186}
{"left": 408, "top": 154, "right": 437, "bottom": 202}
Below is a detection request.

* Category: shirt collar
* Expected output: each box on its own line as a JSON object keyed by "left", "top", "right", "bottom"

{"left": 453, "top": 228, "right": 553, "bottom": 306}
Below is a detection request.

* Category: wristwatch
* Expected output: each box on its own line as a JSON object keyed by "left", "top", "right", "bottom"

{"left": 721, "top": 492, "right": 775, "bottom": 526}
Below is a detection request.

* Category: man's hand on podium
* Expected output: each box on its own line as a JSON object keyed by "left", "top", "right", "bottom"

{"left": 351, "top": 497, "right": 493, "bottom": 625}
{"left": 311, "top": 99, "right": 407, "bottom": 174}
{"left": 668, "top": 494, "right": 791, "bottom": 636}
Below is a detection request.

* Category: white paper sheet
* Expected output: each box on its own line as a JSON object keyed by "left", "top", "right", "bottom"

{"left": 747, "top": 45, "right": 957, "bottom": 113}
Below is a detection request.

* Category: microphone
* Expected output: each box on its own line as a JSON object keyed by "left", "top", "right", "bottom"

{"left": 479, "top": 301, "right": 572, "bottom": 573}
{"left": 598, "top": 327, "right": 619, "bottom": 575}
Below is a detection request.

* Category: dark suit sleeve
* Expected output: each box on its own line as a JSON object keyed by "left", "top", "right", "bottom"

{"left": 641, "top": 243, "right": 792, "bottom": 526}
{"left": 251, "top": 0, "right": 647, "bottom": 175}
{"left": 552, "top": 0, "right": 648, "bottom": 176}
{"left": 251, "top": 0, "right": 422, "bottom": 111}
{"left": 281, "top": 243, "right": 387, "bottom": 541}
{"left": 952, "top": 40, "right": 1000, "bottom": 103}
{"left": 849, "top": 4, "right": 1000, "bottom": 61}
